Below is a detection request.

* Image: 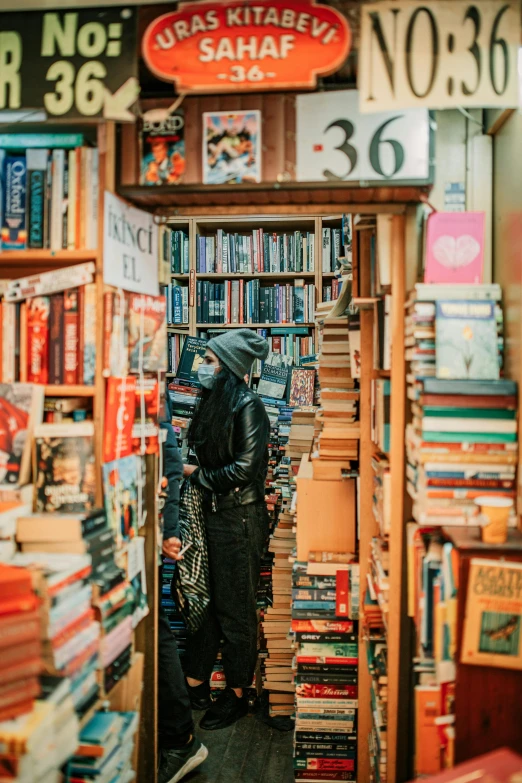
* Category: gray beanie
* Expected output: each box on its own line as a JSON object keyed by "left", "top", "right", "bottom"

{"left": 207, "top": 329, "right": 269, "bottom": 378}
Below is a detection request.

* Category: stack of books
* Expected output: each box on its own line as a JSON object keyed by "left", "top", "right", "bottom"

{"left": 0, "top": 134, "right": 98, "bottom": 252}
{"left": 366, "top": 632, "right": 388, "bottom": 783}
{"left": 0, "top": 488, "right": 33, "bottom": 561}
{"left": 196, "top": 229, "right": 315, "bottom": 273}
{"left": 371, "top": 379, "right": 391, "bottom": 454}
{"left": 371, "top": 453, "right": 391, "bottom": 537}
{"left": 367, "top": 538, "right": 390, "bottom": 633}
{"left": 312, "top": 316, "right": 359, "bottom": 479}
{"left": 195, "top": 279, "right": 316, "bottom": 325}
{"left": 40, "top": 675, "right": 81, "bottom": 769}
{"left": 159, "top": 227, "right": 190, "bottom": 275}
{"left": 292, "top": 557, "right": 359, "bottom": 782}
{"left": 93, "top": 578, "right": 134, "bottom": 695}
{"left": 67, "top": 709, "right": 139, "bottom": 783}
{"left": 0, "top": 563, "right": 41, "bottom": 722}
{"left": 0, "top": 264, "right": 97, "bottom": 385}
{"left": 406, "top": 379, "right": 518, "bottom": 526}
{"left": 167, "top": 332, "right": 187, "bottom": 375}
{"left": 11, "top": 552, "right": 100, "bottom": 717}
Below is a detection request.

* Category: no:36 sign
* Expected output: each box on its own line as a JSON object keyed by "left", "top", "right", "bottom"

{"left": 296, "top": 90, "right": 431, "bottom": 183}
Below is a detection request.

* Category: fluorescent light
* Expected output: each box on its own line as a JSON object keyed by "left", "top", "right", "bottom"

{"left": 0, "top": 109, "right": 47, "bottom": 123}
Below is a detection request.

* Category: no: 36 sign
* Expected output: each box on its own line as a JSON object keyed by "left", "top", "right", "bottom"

{"left": 296, "top": 90, "right": 431, "bottom": 183}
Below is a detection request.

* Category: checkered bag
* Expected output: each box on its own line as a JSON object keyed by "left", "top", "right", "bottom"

{"left": 170, "top": 480, "right": 210, "bottom": 633}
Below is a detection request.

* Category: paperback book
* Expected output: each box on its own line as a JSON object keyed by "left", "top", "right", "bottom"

{"left": 436, "top": 300, "right": 499, "bottom": 380}
{"left": 257, "top": 353, "right": 293, "bottom": 399}
{"left": 34, "top": 422, "right": 96, "bottom": 513}
{"left": 140, "top": 110, "right": 185, "bottom": 186}
{"left": 102, "top": 455, "right": 139, "bottom": 545}
{"left": 128, "top": 294, "right": 167, "bottom": 373}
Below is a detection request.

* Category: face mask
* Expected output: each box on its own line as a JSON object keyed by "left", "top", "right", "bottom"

{"left": 198, "top": 364, "right": 217, "bottom": 389}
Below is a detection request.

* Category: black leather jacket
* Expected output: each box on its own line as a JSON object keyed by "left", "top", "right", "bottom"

{"left": 190, "top": 387, "right": 270, "bottom": 507}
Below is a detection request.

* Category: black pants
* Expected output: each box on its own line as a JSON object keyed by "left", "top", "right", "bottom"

{"left": 185, "top": 500, "right": 269, "bottom": 690}
{"left": 158, "top": 574, "right": 194, "bottom": 749}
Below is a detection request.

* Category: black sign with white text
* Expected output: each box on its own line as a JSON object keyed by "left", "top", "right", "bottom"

{"left": 0, "top": 7, "right": 138, "bottom": 121}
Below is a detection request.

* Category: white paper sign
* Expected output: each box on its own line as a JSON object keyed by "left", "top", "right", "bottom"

{"left": 103, "top": 191, "right": 159, "bottom": 296}
{"left": 359, "top": 1, "right": 520, "bottom": 112}
{"left": 296, "top": 90, "right": 430, "bottom": 183}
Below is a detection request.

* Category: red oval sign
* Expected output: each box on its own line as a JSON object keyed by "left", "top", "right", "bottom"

{"left": 142, "top": 0, "right": 351, "bottom": 93}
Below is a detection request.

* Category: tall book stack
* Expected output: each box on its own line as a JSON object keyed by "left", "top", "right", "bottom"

{"left": 0, "top": 134, "right": 98, "bottom": 252}
{"left": 291, "top": 556, "right": 360, "bottom": 782}
{"left": 67, "top": 709, "right": 139, "bottom": 782}
{"left": 312, "top": 316, "right": 359, "bottom": 480}
{"left": 0, "top": 563, "right": 42, "bottom": 722}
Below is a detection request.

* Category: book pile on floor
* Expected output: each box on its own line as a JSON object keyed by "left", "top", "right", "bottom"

{"left": 292, "top": 555, "right": 360, "bottom": 782}
{"left": 405, "top": 283, "right": 517, "bottom": 527}
{"left": 11, "top": 551, "right": 101, "bottom": 717}
{"left": 312, "top": 315, "right": 359, "bottom": 480}
{"left": 0, "top": 563, "right": 42, "bottom": 722}
{"left": 66, "top": 709, "right": 139, "bottom": 783}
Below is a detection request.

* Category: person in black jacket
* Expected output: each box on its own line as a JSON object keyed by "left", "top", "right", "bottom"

{"left": 157, "top": 392, "right": 208, "bottom": 783}
{"left": 184, "top": 329, "right": 270, "bottom": 731}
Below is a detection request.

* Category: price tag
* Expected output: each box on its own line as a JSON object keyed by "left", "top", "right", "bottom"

{"left": 359, "top": 0, "right": 520, "bottom": 112}
{"left": 296, "top": 90, "right": 431, "bottom": 184}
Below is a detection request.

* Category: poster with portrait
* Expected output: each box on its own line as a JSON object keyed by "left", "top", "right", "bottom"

{"left": 139, "top": 110, "right": 186, "bottom": 186}
{"left": 203, "top": 110, "right": 262, "bottom": 185}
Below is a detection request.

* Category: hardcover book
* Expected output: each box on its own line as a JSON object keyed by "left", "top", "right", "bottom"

{"left": 34, "top": 422, "right": 96, "bottom": 513}
{"left": 0, "top": 154, "right": 27, "bottom": 250}
{"left": 257, "top": 353, "right": 292, "bottom": 400}
{"left": 128, "top": 294, "right": 167, "bottom": 373}
{"left": 436, "top": 300, "right": 499, "bottom": 380}
{"left": 26, "top": 296, "right": 50, "bottom": 384}
{"left": 0, "top": 383, "right": 44, "bottom": 486}
{"left": 462, "top": 558, "right": 522, "bottom": 671}
{"left": 26, "top": 149, "right": 48, "bottom": 249}
{"left": 176, "top": 337, "right": 207, "bottom": 383}
{"left": 425, "top": 211, "right": 485, "bottom": 284}
{"left": 289, "top": 368, "right": 315, "bottom": 407}
{"left": 140, "top": 110, "right": 185, "bottom": 186}
{"left": 102, "top": 454, "right": 139, "bottom": 545}
{"left": 103, "top": 377, "right": 137, "bottom": 463}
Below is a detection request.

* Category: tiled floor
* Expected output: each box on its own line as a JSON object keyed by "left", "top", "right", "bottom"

{"left": 188, "top": 711, "right": 295, "bottom": 782}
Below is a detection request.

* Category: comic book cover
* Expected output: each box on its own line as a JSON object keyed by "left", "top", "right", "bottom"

{"left": 127, "top": 294, "right": 167, "bottom": 373}
{"left": 139, "top": 110, "right": 185, "bottom": 186}
{"left": 0, "top": 383, "right": 44, "bottom": 486}
{"left": 102, "top": 454, "right": 139, "bottom": 546}
{"left": 203, "top": 111, "right": 261, "bottom": 185}
{"left": 34, "top": 422, "right": 96, "bottom": 513}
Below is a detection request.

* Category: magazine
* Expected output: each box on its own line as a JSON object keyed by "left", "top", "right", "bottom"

{"left": 34, "top": 422, "right": 96, "bottom": 513}
{"left": 140, "top": 110, "right": 185, "bottom": 186}
{"left": 128, "top": 294, "right": 167, "bottom": 373}
{"left": 257, "top": 353, "right": 293, "bottom": 399}
{"left": 203, "top": 110, "right": 261, "bottom": 185}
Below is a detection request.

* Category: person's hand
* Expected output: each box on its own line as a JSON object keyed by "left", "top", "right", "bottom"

{"left": 162, "top": 537, "right": 183, "bottom": 561}
{"left": 183, "top": 464, "right": 197, "bottom": 478}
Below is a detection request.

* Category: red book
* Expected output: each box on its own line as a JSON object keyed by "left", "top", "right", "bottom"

{"left": 291, "top": 620, "right": 355, "bottom": 634}
{"left": 335, "top": 569, "right": 349, "bottom": 618}
{"left": 103, "top": 376, "right": 136, "bottom": 462}
{"left": 0, "top": 608, "right": 41, "bottom": 650}
{"left": 295, "top": 683, "right": 358, "bottom": 700}
{"left": 0, "top": 563, "right": 34, "bottom": 601}
{"left": 0, "top": 697, "right": 36, "bottom": 724}
{"left": 26, "top": 296, "right": 50, "bottom": 384}
{"left": 272, "top": 336, "right": 281, "bottom": 352}
{"left": 48, "top": 293, "right": 64, "bottom": 385}
{"left": 0, "top": 657, "right": 42, "bottom": 687}
{"left": 63, "top": 288, "right": 79, "bottom": 384}
{"left": 77, "top": 286, "right": 85, "bottom": 385}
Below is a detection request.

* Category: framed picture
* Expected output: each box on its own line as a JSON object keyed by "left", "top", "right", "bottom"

{"left": 203, "top": 110, "right": 262, "bottom": 185}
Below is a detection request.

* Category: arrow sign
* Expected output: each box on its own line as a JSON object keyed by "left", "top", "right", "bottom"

{"left": 104, "top": 77, "right": 140, "bottom": 122}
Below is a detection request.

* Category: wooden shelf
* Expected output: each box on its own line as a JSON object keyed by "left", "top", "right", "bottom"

{"left": 0, "top": 249, "right": 97, "bottom": 265}
{"left": 195, "top": 272, "right": 315, "bottom": 280}
{"left": 44, "top": 384, "right": 96, "bottom": 397}
{"left": 170, "top": 274, "right": 190, "bottom": 279}
{"left": 166, "top": 325, "right": 189, "bottom": 331}
{"left": 196, "top": 322, "right": 315, "bottom": 329}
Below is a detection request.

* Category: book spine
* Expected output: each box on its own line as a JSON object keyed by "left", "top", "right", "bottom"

{"left": 87, "top": 149, "right": 99, "bottom": 250}
{"left": 172, "top": 285, "right": 182, "bottom": 324}
{"left": 83, "top": 282, "right": 96, "bottom": 385}
{"left": 26, "top": 157, "right": 46, "bottom": 250}
{"left": 103, "top": 292, "right": 113, "bottom": 377}
{"left": 48, "top": 293, "right": 64, "bottom": 384}
{"left": 62, "top": 153, "right": 69, "bottom": 250}
{"left": 50, "top": 149, "right": 64, "bottom": 252}
{"left": 27, "top": 297, "right": 50, "bottom": 384}
{"left": 63, "top": 288, "right": 79, "bottom": 384}
{"left": 67, "top": 148, "right": 77, "bottom": 249}
{"left": 1, "top": 155, "right": 27, "bottom": 250}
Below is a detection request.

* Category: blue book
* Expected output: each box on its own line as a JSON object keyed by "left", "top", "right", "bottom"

{"left": 183, "top": 234, "right": 189, "bottom": 273}
{"left": 79, "top": 712, "right": 124, "bottom": 745}
{"left": 172, "top": 285, "right": 183, "bottom": 324}
{"left": 0, "top": 133, "right": 84, "bottom": 149}
{"left": 293, "top": 601, "right": 337, "bottom": 611}
{"left": 1, "top": 154, "right": 27, "bottom": 250}
{"left": 197, "top": 235, "right": 206, "bottom": 273}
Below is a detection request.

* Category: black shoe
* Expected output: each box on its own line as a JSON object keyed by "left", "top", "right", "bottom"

{"left": 199, "top": 687, "right": 248, "bottom": 731}
{"left": 186, "top": 679, "right": 212, "bottom": 711}
{"left": 158, "top": 738, "right": 208, "bottom": 783}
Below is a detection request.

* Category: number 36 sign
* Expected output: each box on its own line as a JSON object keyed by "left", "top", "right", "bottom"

{"left": 296, "top": 90, "right": 431, "bottom": 184}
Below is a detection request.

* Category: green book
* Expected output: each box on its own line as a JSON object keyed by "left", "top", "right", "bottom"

{"left": 422, "top": 407, "right": 516, "bottom": 420}
{"left": 0, "top": 133, "right": 84, "bottom": 149}
{"left": 422, "top": 431, "right": 517, "bottom": 444}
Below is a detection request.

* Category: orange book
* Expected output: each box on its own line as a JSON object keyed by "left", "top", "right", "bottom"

{"left": 415, "top": 684, "right": 441, "bottom": 776}
{"left": 26, "top": 297, "right": 50, "bottom": 384}
{"left": 0, "top": 563, "right": 34, "bottom": 600}
{"left": 103, "top": 376, "right": 136, "bottom": 462}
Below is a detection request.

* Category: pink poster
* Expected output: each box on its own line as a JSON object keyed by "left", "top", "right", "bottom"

{"left": 424, "top": 211, "right": 485, "bottom": 284}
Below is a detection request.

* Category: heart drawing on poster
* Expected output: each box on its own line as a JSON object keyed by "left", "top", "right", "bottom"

{"left": 432, "top": 234, "right": 481, "bottom": 270}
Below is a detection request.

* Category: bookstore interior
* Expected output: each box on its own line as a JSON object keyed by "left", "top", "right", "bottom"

{"left": 1, "top": 1, "right": 522, "bottom": 783}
